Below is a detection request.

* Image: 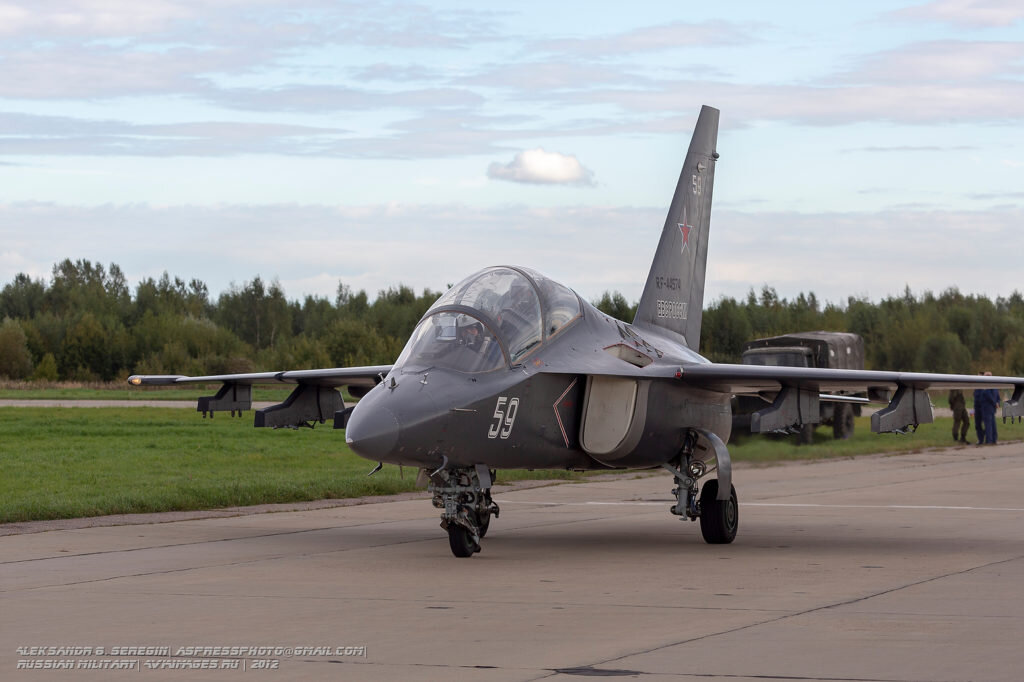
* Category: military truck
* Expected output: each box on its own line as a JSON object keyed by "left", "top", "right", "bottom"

{"left": 734, "top": 331, "right": 866, "bottom": 443}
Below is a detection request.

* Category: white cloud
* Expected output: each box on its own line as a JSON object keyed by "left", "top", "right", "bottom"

{"left": 212, "top": 84, "right": 483, "bottom": 114}
{"left": 0, "top": 111, "right": 349, "bottom": 157}
{"left": 0, "top": 0, "right": 502, "bottom": 46}
{"left": 0, "top": 0, "right": 196, "bottom": 37}
{"left": 840, "top": 41, "right": 1024, "bottom": 84}
{"left": 487, "top": 149, "right": 595, "bottom": 186}
{"left": 889, "top": 0, "right": 1024, "bottom": 28}
{"left": 568, "top": 79, "right": 1024, "bottom": 126}
{"left": 535, "top": 20, "right": 754, "bottom": 56}
{"left": 0, "top": 2, "right": 504, "bottom": 103}
{"left": 0, "top": 109, "right": 549, "bottom": 160}
{"left": 457, "top": 61, "right": 644, "bottom": 90}
{"left": 3, "top": 4, "right": 1023, "bottom": 152}
{"left": 0, "top": 45, "right": 248, "bottom": 99}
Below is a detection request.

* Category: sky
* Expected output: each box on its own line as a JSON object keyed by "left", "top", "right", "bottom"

{"left": 1, "top": 0, "right": 1023, "bottom": 307}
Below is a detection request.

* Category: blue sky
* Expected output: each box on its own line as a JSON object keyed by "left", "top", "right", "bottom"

{"left": 1, "top": 0, "right": 1022, "bottom": 305}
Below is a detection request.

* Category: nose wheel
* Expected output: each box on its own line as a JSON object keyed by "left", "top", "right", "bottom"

{"left": 447, "top": 521, "right": 478, "bottom": 558}
{"left": 430, "top": 465, "right": 500, "bottom": 557}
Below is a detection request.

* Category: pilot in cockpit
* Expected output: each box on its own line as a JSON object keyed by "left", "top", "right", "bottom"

{"left": 427, "top": 315, "right": 500, "bottom": 369}
{"left": 458, "top": 318, "right": 503, "bottom": 369}
{"left": 458, "top": 321, "right": 483, "bottom": 351}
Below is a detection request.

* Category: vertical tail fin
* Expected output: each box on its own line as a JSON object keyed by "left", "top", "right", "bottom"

{"left": 633, "top": 105, "right": 719, "bottom": 351}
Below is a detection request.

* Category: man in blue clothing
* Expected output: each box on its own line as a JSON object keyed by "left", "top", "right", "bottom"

{"left": 973, "top": 379, "right": 988, "bottom": 446}
{"left": 983, "top": 372, "right": 1000, "bottom": 444}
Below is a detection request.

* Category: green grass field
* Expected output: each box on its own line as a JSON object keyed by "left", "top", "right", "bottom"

{"left": 0, "top": 407, "right": 583, "bottom": 523}
{"left": 0, "top": 407, "right": 1019, "bottom": 524}
{"left": 0, "top": 382, "right": 309, "bottom": 402}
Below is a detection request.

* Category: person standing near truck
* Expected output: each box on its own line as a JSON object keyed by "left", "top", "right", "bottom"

{"left": 949, "top": 389, "right": 970, "bottom": 444}
{"left": 973, "top": 378, "right": 988, "bottom": 446}
{"left": 983, "top": 371, "right": 1000, "bottom": 444}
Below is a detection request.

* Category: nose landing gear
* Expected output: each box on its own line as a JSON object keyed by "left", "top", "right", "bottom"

{"left": 429, "top": 464, "right": 500, "bottom": 557}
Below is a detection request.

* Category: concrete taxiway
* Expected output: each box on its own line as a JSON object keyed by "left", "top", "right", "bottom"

{"left": 3, "top": 442, "right": 1024, "bottom": 681}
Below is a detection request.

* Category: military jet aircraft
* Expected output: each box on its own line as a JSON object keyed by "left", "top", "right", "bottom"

{"left": 130, "top": 105, "right": 1024, "bottom": 557}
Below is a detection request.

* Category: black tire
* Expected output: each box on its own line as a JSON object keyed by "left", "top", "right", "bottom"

{"left": 448, "top": 524, "right": 477, "bottom": 558}
{"left": 832, "top": 403, "right": 855, "bottom": 440}
{"left": 699, "top": 479, "right": 738, "bottom": 544}
{"left": 798, "top": 423, "right": 815, "bottom": 445}
{"left": 478, "top": 512, "right": 490, "bottom": 538}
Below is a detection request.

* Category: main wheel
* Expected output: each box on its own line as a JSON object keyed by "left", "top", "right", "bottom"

{"left": 699, "top": 479, "right": 738, "bottom": 544}
{"left": 447, "top": 523, "right": 477, "bottom": 558}
{"left": 477, "top": 512, "right": 491, "bottom": 538}
{"left": 832, "top": 403, "right": 855, "bottom": 440}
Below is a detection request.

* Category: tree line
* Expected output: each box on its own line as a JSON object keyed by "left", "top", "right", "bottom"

{"left": 597, "top": 286, "right": 1024, "bottom": 376}
{"left": 1, "top": 259, "right": 1022, "bottom": 381}
{"left": 0, "top": 259, "right": 441, "bottom": 382}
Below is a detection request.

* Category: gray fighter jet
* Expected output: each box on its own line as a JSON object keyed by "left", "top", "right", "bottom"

{"left": 130, "top": 106, "right": 1024, "bottom": 557}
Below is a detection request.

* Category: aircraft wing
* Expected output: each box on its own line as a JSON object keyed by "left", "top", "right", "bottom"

{"left": 677, "top": 363, "right": 1024, "bottom": 434}
{"left": 677, "top": 363, "right": 1021, "bottom": 394}
{"left": 128, "top": 366, "right": 392, "bottom": 388}
{"left": 127, "top": 365, "right": 392, "bottom": 428}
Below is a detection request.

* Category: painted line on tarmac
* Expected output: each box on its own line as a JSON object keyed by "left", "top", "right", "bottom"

{"left": 500, "top": 500, "right": 1024, "bottom": 512}
{"left": 745, "top": 502, "right": 1024, "bottom": 512}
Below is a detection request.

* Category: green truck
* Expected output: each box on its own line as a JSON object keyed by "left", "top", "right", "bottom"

{"left": 735, "top": 331, "right": 866, "bottom": 443}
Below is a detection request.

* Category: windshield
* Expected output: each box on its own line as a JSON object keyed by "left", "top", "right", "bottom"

{"left": 429, "top": 268, "right": 543, "bottom": 361}
{"left": 395, "top": 312, "right": 505, "bottom": 373}
{"left": 410, "top": 266, "right": 583, "bottom": 371}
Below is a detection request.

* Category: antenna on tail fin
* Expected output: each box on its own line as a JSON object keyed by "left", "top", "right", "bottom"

{"left": 633, "top": 105, "right": 719, "bottom": 351}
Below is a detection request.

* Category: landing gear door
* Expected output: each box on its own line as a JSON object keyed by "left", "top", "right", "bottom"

{"left": 579, "top": 376, "right": 648, "bottom": 461}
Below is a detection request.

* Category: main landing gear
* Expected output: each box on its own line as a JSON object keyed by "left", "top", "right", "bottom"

{"left": 663, "top": 429, "right": 738, "bottom": 544}
{"left": 428, "top": 463, "right": 500, "bottom": 558}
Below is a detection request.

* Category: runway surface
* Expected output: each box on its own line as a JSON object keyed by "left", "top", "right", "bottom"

{"left": 3, "top": 442, "right": 1024, "bottom": 681}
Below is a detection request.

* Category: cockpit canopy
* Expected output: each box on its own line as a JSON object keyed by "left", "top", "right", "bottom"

{"left": 394, "top": 266, "right": 582, "bottom": 373}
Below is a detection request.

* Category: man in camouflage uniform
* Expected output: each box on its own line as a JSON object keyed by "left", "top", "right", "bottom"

{"left": 949, "top": 389, "right": 970, "bottom": 444}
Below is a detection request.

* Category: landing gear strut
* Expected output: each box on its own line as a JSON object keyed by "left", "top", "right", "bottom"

{"left": 664, "top": 429, "right": 738, "bottom": 545}
{"left": 428, "top": 464, "right": 500, "bottom": 558}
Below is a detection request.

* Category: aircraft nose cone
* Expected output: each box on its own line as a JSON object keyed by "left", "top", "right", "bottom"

{"left": 345, "top": 404, "right": 400, "bottom": 460}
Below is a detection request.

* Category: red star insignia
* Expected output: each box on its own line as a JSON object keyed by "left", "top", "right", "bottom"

{"left": 678, "top": 208, "right": 692, "bottom": 252}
